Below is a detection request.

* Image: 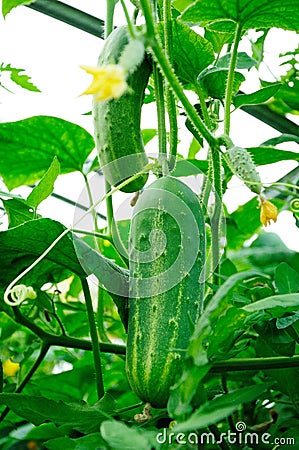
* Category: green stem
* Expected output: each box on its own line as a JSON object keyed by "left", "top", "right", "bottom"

{"left": 166, "top": 89, "right": 178, "bottom": 171}
{"left": 162, "top": 0, "right": 178, "bottom": 171}
{"left": 196, "top": 86, "right": 213, "bottom": 130}
{"left": 224, "top": 23, "right": 242, "bottom": 135}
{"left": 81, "top": 278, "right": 104, "bottom": 400}
{"left": 105, "top": 0, "right": 116, "bottom": 38}
{"left": 153, "top": 62, "right": 168, "bottom": 174}
{"left": 97, "top": 287, "right": 112, "bottom": 343}
{"left": 139, "top": 0, "right": 216, "bottom": 148}
{"left": 83, "top": 173, "right": 99, "bottom": 247}
{"left": 105, "top": 181, "right": 114, "bottom": 237}
{"left": 210, "top": 148, "right": 222, "bottom": 284}
{"left": 73, "top": 228, "right": 113, "bottom": 243}
{"left": 0, "top": 342, "right": 50, "bottom": 422}
{"left": 120, "top": 0, "right": 136, "bottom": 38}
{"left": 12, "top": 306, "right": 126, "bottom": 354}
{"left": 211, "top": 355, "right": 299, "bottom": 372}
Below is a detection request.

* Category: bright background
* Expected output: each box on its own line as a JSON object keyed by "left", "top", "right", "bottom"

{"left": 1, "top": 0, "right": 298, "bottom": 249}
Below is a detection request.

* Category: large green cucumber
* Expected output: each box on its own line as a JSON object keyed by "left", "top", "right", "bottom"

{"left": 126, "top": 176, "right": 206, "bottom": 408}
{"left": 93, "top": 27, "right": 151, "bottom": 193}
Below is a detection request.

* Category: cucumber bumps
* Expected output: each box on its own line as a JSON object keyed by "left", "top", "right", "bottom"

{"left": 126, "top": 176, "right": 206, "bottom": 408}
{"left": 93, "top": 27, "right": 151, "bottom": 193}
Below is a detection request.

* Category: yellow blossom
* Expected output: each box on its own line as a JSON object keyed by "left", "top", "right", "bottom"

{"left": 80, "top": 64, "right": 128, "bottom": 101}
{"left": 3, "top": 358, "right": 20, "bottom": 377}
{"left": 259, "top": 197, "right": 278, "bottom": 227}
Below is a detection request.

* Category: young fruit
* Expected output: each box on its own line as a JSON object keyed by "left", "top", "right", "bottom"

{"left": 93, "top": 27, "right": 151, "bottom": 193}
{"left": 126, "top": 176, "right": 206, "bottom": 408}
{"left": 228, "top": 146, "right": 261, "bottom": 194}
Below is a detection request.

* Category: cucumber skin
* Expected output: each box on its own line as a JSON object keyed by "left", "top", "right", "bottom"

{"left": 126, "top": 176, "right": 205, "bottom": 408}
{"left": 93, "top": 27, "right": 151, "bottom": 193}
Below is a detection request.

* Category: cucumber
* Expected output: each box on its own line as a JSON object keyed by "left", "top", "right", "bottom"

{"left": 126, "top": 176, "right": 205, "bottom": 408}
{"left": 228, "top": 146, "right": 261, "bottom": 194}
{"left": 93, "top": 27, "right": 151, "bottom": 193}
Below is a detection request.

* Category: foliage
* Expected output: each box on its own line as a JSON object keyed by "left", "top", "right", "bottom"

{"left": 0, "top": 0, "right": 298, "bottom": 449}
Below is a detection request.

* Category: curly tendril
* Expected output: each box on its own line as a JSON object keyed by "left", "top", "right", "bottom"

{"left": 4, "top": 284, "right": 37, "bottom": 306}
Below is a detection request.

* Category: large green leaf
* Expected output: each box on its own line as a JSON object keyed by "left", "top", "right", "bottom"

{"left": 160, "top": 20, "right": 214, "bottom": 85}
{"left": 174, "top": 382, "right": 273, "bottom": 432}
{"left": 0, "top": 116, "right": 94, "bottom": 189}
{"left": 0, "top": 219, "right": 128, "bottom": 314}
{"left": 2, "top": 0, "right": 34, "bottom": 17}
{"left": 180, "top": 0, "right": 299, "bottom": 32}
{"left": 0, "top": 393, "right": 112, "bottom": 433}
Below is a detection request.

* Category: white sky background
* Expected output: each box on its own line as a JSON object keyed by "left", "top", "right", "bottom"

{"left": 0, "top": 0, "right": 299, "bottom": 251}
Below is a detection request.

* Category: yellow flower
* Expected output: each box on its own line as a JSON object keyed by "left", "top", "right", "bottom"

{"left": 3, "top": 358, "right": 20, "bottom": 377}
{"left": 259, "top": 197, "right": 278, "bottom": 227}
{"left": 80, "top": 64, "right": 128, "bottom": 101}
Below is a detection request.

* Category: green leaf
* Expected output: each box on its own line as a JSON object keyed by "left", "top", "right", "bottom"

{"left": 198, "top": 67, "right": 245, "bottom": 99}
{"left": 171, "top": 159, "right": 208, "bottom": 177}
{"left": 27, "top": 157, "right": 60, "bottom": 208}
{"left": 100, "top": 420, "right": 157, "bottom": 450}
{"left": 1, "top": 63, "right": 40, "bottom": 92}
{"left": 2, "top": 0, "right": 34, "bottom": 17}
{"left": 0, "top": 116, "right": 94, "bottom": 189}
{"left": 217, "top": 52, "right": 257, "bottom": 70}
{"left": 275, "top": 262, "right": 299, "bottom": 294}
{"left": 174, "top": 382, "right": 273, "bottom": 432}
{"left": 1, "top": 198, "right": 36, "bottom": 228}
{"left": 45, "top": 433, "right": 108, "bottom": 450}
{"left": 0, "top": 393, "right": 112, "bottom": 433}
{"left": 168, "top": 271, "right": 262, "bottom": 417}
{"left": 0, "top": 219, "right": 128, "bottom": 315}
{"left": 243, "top": 293, "right": 299, "bottom": 317}
{"left": 74, "top": 238, "right": 129, "bottom": 328}
{"left": 204, "top": 28, "right": 234, "bottom": 54}
{"left": 180, "top": 0, "right": 299, "bottom": 32}
{"left": 234, "top": 84, "right": 282, "bottom": 108}
{"left": 261, "top": 134, "right": 299, "bottom": 146}
{"left": 142, "top": 128, "right": 157, "bottom": 145}
{"left": 160, "top": 19, "right": 214, "bottom": 85}
{"left": 249, "top": 146, "right": 299, "bottom": 165}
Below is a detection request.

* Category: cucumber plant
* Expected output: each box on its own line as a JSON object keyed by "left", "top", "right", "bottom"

{"left": 0, "top": 0, "right": 298, "bottom": 447}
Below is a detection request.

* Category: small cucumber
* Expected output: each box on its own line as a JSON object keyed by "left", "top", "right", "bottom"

{"left": 126, "top": 176, "right": 206, "bottom": 408}
{"left": 228, "top": 146, "right": 261, "bottom": 194}
{"left": 93, "top": 27, "right": 151, "bottom": 193}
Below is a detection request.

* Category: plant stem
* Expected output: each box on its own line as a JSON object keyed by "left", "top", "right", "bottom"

{"left": 97, "top": 287, "right": 112, "bottom": 343}
{"left": 224, "top": 23, "right": 242, "bottom": 135}
{"left": 162, "top": 0, "right": 178, "bottom": 171}
{"left": 210, "top": 148, "right": 222, "bottom": 284}
{"left": 211, "top": 355, "right": 299, "bottom": 372}
{"left": 105, "top": 0, "right": 116, "bottom": 38}
{"left": 139, "top": 0, "right": 216, "bottom": 148}
{"left": 12, "top": 307, "right": 126, "bottom": 354}
{"left": 0, "top": 342, "right": 50, "bottom": 422}
{"left": 81, "top": 278, "right": 104, "bottom": 400}
{"left": 105, "top": 181, "right": 114, "bottom": 238}
{"left": 73, "top": 228, "right": 113, "bottom": 243}
{"left": 120, "top": 0, "right": 136, "bottom": 38}
{"left": 153, "top": 62, "right": 168, "bottom": 174}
